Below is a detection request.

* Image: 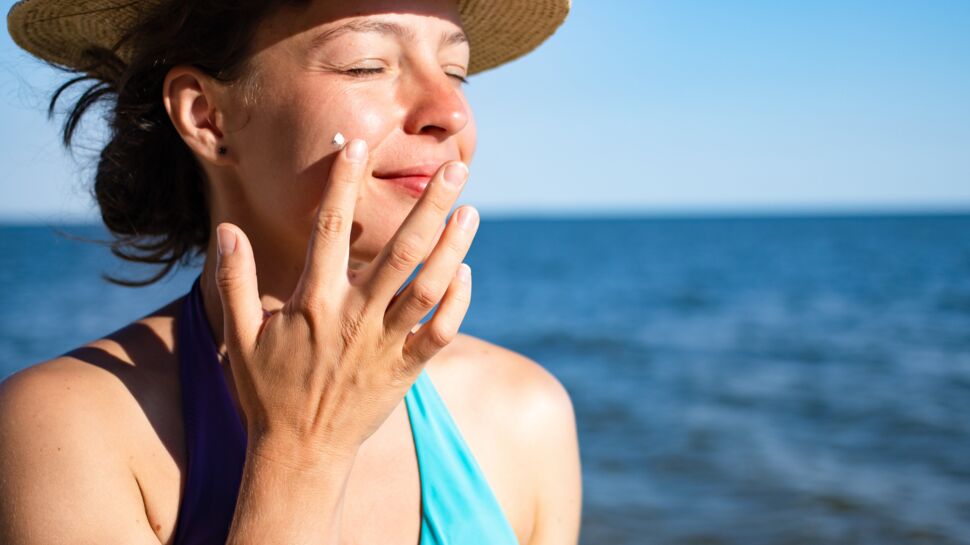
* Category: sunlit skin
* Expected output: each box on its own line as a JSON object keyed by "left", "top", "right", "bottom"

{"left": 165, "top": 0, "right": 579, "bottom": 544}
{"left": 171, "top": 0, "right": 477, "bottom": 323}
{"left": 0, "top": 1, "right": 581, "bottom": 544}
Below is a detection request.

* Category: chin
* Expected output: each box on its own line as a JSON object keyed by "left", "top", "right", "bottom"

{"left": 349, "top": 209, "right": 444, "bottom": 271}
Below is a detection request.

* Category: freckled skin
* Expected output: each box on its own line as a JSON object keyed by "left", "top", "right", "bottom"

{"left": 205, "top": 0, "right": 477, "bottom": 298}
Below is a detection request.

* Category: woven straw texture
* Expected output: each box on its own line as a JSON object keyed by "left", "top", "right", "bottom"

{"left": 7, "top": 0, "right": 570, "bottom": 75}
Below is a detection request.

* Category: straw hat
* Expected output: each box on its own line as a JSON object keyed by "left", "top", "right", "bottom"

{"left": 7, "top": 0, "right": 570, "bottom": 76}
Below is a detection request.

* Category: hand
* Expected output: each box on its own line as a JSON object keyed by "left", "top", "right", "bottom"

{"left": 213, "top": 138, "right": 479, "bottom": 467}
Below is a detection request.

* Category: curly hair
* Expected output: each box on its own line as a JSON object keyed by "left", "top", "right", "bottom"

{"left": 48, "top": 0, "right": 306, "bottom": 286}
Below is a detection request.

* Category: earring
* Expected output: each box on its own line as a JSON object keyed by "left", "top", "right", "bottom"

{"left": 217, "top": 146, "right": 228, "bottom": 156}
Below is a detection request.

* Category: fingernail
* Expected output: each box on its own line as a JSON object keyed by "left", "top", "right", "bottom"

{"left": 217, "top": 226, "right": 236, "bottom": 257}
{"left": 443, "top": 162, "right": 468, "bottom": 187}
{"left": 346, "top": 139, "right": 367, "bottom": 162}
{"left": 458, "top": 263, "right": 471, "bottom": 283}
{"left": 457, "top": 206, "right": 478, "bottom": 230}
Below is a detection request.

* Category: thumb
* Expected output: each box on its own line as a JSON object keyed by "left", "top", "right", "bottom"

{"left": 215, "top": 223, "right": 263, "bottom": 354}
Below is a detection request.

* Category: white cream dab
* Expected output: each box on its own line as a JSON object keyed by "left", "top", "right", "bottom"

{"left": 331, "top": 132, "right": 346, "bottom": 148}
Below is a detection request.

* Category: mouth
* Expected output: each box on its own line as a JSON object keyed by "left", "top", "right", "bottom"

{"left": 372, "top": 163, "right": 446, "bottom": 198}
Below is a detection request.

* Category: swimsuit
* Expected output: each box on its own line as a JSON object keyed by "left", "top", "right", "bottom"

{"left": 172, "top": 276, "right": 518, "bottom": 544}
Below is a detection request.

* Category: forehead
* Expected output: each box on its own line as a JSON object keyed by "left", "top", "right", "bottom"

{"left": 306, "top": 18, "right": 468, "bottom": 53}
{"left": 253, "top": 0, "right": 465, "bottom": 53}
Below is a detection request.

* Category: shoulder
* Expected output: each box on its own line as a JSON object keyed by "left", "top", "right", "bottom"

{"left": 0, "top": 351, "right": 147, "bottom": 442}
{"left": 0, "top": 360, "right": 154, "bottom": 542}
{"left": 0, "top": 301, "right": 183, "bottom": 469}
{"left": 0, "top": 356, "right": 134, "bottom": 493}
{"left": 0, "top": 300, "right": 182, "bottom": 422}
{"left": 435, "top": 333, "right": 582, "bottom": 544}
{"left": 0, "top": 308, "right": 182, "bottom": 542}
{"left": 0, "top": 332, "right": 170, "bottom": 454}
{"left": 437, "top": 333, "right": 576, "bottom": 428}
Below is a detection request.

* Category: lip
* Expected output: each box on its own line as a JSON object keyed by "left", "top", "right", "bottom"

{"left": 373, "top": 163, "right": 448, "bottom": 198}
{"left": 377, "top": 175, "right": 432, "bottom": 197}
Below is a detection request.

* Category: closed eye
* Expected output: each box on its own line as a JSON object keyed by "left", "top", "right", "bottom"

{"left": 344, "top": 67, "right": 384, "bottom": 76}
{"left": 343, "top": 67, "right": 468, "bottom": 85}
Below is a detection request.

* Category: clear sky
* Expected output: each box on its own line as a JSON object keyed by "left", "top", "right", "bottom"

{"left": 1, "top": 0, "right": 968, "bottom": 221}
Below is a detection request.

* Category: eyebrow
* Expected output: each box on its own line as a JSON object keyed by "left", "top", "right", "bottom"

{"left": 307, "top": 18, "right": 469, "bottom": 53}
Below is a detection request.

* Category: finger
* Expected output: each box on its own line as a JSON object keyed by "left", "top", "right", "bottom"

{"left": 401, "top": 263, "right": 472, "bottom": 369}
{"left": 360, "top": 160, "right": 468, "bottom": 305}
{"left": 382, "top": 216, "right": 448, "bottom": 310}
{"left": 293, "top": 138, "right": 368, "bottom": 306}
{"left": 384, "top": 205, "right": 479, "bottom": 337}
{"left": 214, "top": 223, "right": 263, "bottom": 352}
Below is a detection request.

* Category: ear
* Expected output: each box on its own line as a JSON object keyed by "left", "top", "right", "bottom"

{"left": 162, "top": 65, "right": 232, "bottom": 165}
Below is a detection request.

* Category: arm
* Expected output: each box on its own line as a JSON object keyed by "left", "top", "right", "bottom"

{"left": 529, "top": 380, "right": 582, "bottom": 544}
{"left": 225, "top": 436, "right": 355, "bottom": 545}
{"left": 0, "top": 361, "right": 357, "bottom": 545}
{"left": 524, "top": 367, "right": 583, "bottom": 545}
{"left": 0, "top": 365, "right": 164, "bottom": 545}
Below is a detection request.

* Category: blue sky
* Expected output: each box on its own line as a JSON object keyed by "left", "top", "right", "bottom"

{"left": 1, "top": 0, "right": 968, "bottom": 221}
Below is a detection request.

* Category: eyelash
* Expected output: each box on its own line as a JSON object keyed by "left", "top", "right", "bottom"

{"left": 343, "top": 67, "right": 468, "bottom": 85}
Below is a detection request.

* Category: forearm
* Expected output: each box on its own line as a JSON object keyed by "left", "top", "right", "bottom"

{"left": 226, "top": 440, "right": 357, "bottom": 545}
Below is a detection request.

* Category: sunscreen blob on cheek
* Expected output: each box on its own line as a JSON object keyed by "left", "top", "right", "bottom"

{"left": 332, "top": 132, "right": 346, "bottom": 149}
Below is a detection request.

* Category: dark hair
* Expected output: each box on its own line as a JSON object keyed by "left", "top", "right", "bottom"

{"left": 49, "top": 0, "right": 304, "bottom": 286}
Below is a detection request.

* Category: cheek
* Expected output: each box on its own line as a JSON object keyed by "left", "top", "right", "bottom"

{"left": 456, "top": 94, "right": 477, "bottom": 164}
{"left": 239, "top": 84, "right": 395, "bottom": 204}
{"left": 460, "top": 115, "right": 477, "bottom": 165}
{"left": 275, "top": 87, "right": 391, "bottom": 165}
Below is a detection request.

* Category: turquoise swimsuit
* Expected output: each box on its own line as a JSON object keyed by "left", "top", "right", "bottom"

{"left": 172, "top": 276, "right": 518, "bottom": 544}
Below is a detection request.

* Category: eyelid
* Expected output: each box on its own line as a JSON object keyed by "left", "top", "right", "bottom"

{"left": 342, "top": 66, "right": 468, "bottom": 85}
{"left": 444, "top": 63, "right": 469, "bottom": 84}
{"left": 344, "top": 67, "right": 384, "bottom": 75}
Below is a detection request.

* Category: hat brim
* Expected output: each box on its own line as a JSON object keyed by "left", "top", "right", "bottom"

{"left": 7, "top": 0, "right": 570, "bottom": 75}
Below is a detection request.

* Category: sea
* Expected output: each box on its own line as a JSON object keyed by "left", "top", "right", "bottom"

{"left": 1, "top": 213, "right": 969, "bottom": 545}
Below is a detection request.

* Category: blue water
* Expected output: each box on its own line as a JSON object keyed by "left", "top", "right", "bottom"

{"left": 2, "top": 214, "right": 969, "bottom": 545}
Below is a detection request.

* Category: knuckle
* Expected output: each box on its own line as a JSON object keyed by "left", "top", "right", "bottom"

{"left": 387, "top": 236, "right": 424, "bottom": 273}
{"left": 292, "top": 303, "right": 323, "bottom": 335}
{"left": 335, "top": 169, "right": 359, "bottom": 186}
{"left": 443, "top": 235, "right": 466, "bottom": 257}
{"left": 399, "top": 346, "right": 418, "bottom": 369}
{"left": 398, "top": 347, "right": 427, "bottom": 378}
{"left": 449, "top": 285, "right": 472, "bottom": 307}
{"left": 294, "top": 282, "right": 327, "bottom": 311}
{"left": 426, "top": 194, "right": 452, "bottom": 216}
{"left": 425, "top": 323, "right": 456, "bottom": 348}
{"left": 389, "top": 357, "right": 413, "bottom": 382}
{"left": 339, "top": 307, "right": 368, "bottom": 345}
{"left": 215, "top": 264, "right": 245, "bottom": 292}
{"left": 314, "top": 209, "right": 347, "bottom": 240}
{"left": 409, "top": 281, "right": 441, "bottom": 310}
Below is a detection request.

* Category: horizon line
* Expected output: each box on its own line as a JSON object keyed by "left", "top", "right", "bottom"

{"left": 2, "top": 204, "right": 970, "bottom": 225}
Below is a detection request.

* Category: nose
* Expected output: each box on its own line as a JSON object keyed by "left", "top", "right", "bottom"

{"left": 401, "top": 67, "right": 469, "bottom": 138}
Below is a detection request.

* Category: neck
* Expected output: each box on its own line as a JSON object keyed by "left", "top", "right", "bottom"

{"left": 196, "top": 234, "right": 296, "bottom": 355}
{"left": 196, "top": 234, "right": 369, "bottom": 354}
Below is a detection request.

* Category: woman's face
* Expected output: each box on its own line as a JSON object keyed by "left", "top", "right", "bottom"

{"left": 217, "top": 0, "right": 475, "bottom": 270}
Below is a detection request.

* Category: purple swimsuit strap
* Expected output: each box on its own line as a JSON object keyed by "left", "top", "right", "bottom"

{"left": 172, "top": 275, "right": 247, "bottom": 545}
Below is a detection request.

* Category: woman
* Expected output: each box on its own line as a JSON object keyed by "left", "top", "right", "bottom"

{"left": 0, "top": 0, "right": 581, "bottom": 544}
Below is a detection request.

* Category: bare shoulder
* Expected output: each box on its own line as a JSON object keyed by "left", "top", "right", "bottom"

{"left": 433, "top": 333, "right": 582, "bottom": 544}
{"left": 0, "top": 343, "right": 166, "bottom": 442}
{"left": 0, "top": 354, "right": 141, "bottom": 501}
{"left": 0, "top": 305, "right": 181, "bottom": 544}
{"left": 436, "top": 333, "right": 576, "bottom": 428}
{"left": 0, "top": 300, "right": 183, "bottom": 467}
{"left": 0, "top": 300, "right": 182, "bottom": 435}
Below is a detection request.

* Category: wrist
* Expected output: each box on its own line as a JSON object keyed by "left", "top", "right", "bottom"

{"left": 247, "top": 433, "right": 358, "bottom": 476}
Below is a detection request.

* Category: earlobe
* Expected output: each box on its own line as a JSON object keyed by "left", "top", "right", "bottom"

{"left": 162, "top": 66, "right": 230, "bottom": 164}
